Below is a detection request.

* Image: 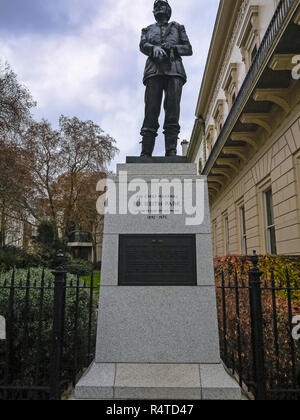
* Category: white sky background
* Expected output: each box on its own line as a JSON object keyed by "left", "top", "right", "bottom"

{"left": 0, "top": 0, "right": 219, "bottom": 170}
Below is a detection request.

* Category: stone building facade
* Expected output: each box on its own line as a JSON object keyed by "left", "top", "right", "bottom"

{"left": 188, "top": 0, "right": 300, "bottom": 257}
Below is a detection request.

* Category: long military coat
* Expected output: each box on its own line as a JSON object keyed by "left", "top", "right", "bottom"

{"left": 140, "top": 21, "right": 193, "bottom": 85}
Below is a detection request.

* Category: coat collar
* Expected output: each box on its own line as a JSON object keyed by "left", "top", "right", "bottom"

{"left": 156, "top": 21, "right": 175, "bottom": 38}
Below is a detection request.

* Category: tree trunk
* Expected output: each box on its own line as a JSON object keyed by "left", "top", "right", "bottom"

{"left": 91, "top": 231, "right": 99, "bottom": 265}
{"left": 0, "top": 204, "right": 6, "bottom": 248}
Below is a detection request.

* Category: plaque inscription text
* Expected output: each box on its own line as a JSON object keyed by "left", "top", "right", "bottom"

{"left": 119, "top": 235, "right": 197, "bottom": 286}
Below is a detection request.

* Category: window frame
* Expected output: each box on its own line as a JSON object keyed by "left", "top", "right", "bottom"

{"left": 222, "top": 63, "right": 239, "bottom": 110}
{"left": 212, "top": 219, "right": 218, "bottom": 256}
{"left": 198, "top": 158, "right": 203, "bottom": 174}
{"left": 205, "top": 125, "right": 215, "bottom": 156}
{"left": 264, "top": 188, "right": 277, "bottom": 255}
{"left": 213, "top": 100, "right": 225, "bottom": 137}
{"left": 237, "top": 5, "right": 260, "bottom": 71}
{"left": 223, "top": 213, "right": 230, "bottom": 255}
{"left": 240, "top": 205, "right": 248, "bottom": 255}
{"left": 294, "top": 151, "right": 300, "bottom": 235}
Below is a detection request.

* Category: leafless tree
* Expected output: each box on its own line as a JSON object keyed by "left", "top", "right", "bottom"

{"left": 0, "top": 63, "right": 36, "bottom": 140}
{"left": 23, "top": 116, "right": 118, "bottom": 239}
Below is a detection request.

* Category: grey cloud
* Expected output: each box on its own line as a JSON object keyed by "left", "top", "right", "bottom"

{"left": 0, "top": 0, "right": 99, "bottom": 35}
{"left": 0, "top": 0, "right": 220, "bottom": 170}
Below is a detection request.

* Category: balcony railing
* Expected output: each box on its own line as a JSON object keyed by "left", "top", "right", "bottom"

{"left": 203, "top": 0, "right": 295, "bottom": 175}
{"left": 68, "top": 231, "right": 92, "bottom": 243}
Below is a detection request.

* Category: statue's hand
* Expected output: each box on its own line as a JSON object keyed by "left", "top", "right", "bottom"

{"left": 153, "top": 46, "right": 167, "bottom": 58}
{"left": 161, "top": 42, "right": 174, "bottom": 51}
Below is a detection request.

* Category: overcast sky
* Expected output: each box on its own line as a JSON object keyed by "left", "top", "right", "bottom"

{"left": 0, "top": 0, "right": 219, "bottom": 170}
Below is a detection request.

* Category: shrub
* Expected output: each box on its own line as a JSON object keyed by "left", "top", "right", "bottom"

{"left": 0, "top": 268, "right": 97, "bottom": 397}
{"left": 64, "top": 258, "right": 93, "bottom": 276}
{"left": 214, "top": 255, "right": 300, "bottom": 398}
{"left": 31, "top": 220, "right": 68, "bottom": 268}
{"left": 214, "top": 254, "right": 300, "bottom": 300}
{"left": 0, "top": 247, "right": 41, "bottom": 272}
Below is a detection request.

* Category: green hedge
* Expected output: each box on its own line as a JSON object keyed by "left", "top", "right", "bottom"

{"left": 0, "top": 247, "right": 41, "bottom": 272}
{"left": 64, "top": 258, "right": 93, "bottom": 276}
{"left": 0, "top": 268, "right": 97, "bottom": 396}
{"left": 0, "top": 247, "right": 95, "bottom": 280}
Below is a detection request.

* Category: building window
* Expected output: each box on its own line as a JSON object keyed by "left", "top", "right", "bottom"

{"left": 212, "top": 220, "right": 217, "bottom": 256}
{"left": 222, "top": 64, "right": 239, "bottom": 110}
{"left": 240, "top": 206, "right": 247, "bottom": 255}
{"left": 264, "top": 189, "right": 277, "bottom": 254}
{"left": 295, "top": 153, "right": 300, "bottom": 229}
{"left": 198, "top": 158, "right": 203, "bottom": 174}
{"left": 237, "top": 6, "right": 260, "bottom": 71}
{"left": 223, "top": 215, "right": 230, "bottom": 255}
{"left": 213, "top": 100, "right": 225, "bottom": 137}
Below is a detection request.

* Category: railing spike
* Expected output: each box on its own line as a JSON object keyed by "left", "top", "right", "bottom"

{"left": 41, "top": 268, "right": 45, "bottom": 288}
{"left": 26, "top": 267, "right": 31, "bottom": 287}
{"left": 91, "top": 271, "right": 94, "bottom": 289}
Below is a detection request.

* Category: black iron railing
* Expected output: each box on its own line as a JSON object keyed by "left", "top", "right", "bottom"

{"left": 0, "top": 252, "right": 97, "bottom": 400}
{"left": 1, "top": 249, "right": 299, "bottom": 400}
{"left": 217, "top": 251, "right": 300, "bottom": 400}
{"left": 203, "top": 0, "right": 295, "bottom": 175}
{"left": 68, "top": 231, "right": 92, "bottom": 243}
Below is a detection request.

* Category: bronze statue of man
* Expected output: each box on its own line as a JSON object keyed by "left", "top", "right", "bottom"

{"left": 140, "top": 0, "right": 193, "bottom": 157}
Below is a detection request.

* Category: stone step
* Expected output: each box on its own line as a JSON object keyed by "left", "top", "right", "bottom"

{"left": 74, "top": 362, "right": 242, "bottom": 400}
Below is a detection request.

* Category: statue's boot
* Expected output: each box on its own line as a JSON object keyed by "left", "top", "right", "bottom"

{"left": 165, "top": 136, "right": 178, "bottom": 157}
{"left": 140, "top": 136, "right": 155, "bottom": 157}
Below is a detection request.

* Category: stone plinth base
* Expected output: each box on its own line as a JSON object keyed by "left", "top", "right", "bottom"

{"left": 74, "top": 362, "right": 242, "bottom": 400}
{"left": 74, "top": 162, "right": 242, "bottom": 400}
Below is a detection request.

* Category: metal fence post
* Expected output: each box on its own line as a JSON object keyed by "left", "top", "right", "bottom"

{"left": 50, "top": 251, "right": 67, "bottom": 400}
{"left": 248, "top": 250, "right": 267, "bottom": 400}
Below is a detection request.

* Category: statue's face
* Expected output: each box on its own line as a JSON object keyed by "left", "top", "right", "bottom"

{"left": 153, "top": 2, "right": 170, "bottom": 22}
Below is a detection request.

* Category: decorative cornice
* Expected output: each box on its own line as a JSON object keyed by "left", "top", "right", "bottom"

{"left": 222, "top": 63, "right": 239, "bottom": 92}
{"left": 202, "top": 0, "right": 297, "bottom": 176}
{"left": 205, "top": 0, "right": 250, "bottom": 123}
{"left": 213, "top": 99, "right": 225, "bottom": 120}
{"left": 206, "top": 124, "right": 215, "bottom": 140}
{"left": 187, "top": 117, "right": 205, "bottom": 161}
{"left": 237, "top": 5, "right": 260, "bottom": 48}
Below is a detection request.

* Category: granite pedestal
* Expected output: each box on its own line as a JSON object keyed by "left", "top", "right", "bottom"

{"left": 74, "top": 162, "right": 241, "bottom": 400}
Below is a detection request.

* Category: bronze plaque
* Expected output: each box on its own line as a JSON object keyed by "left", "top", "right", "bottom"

{"left": 118, "top": 235, "right": 197, "bottom": 286}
